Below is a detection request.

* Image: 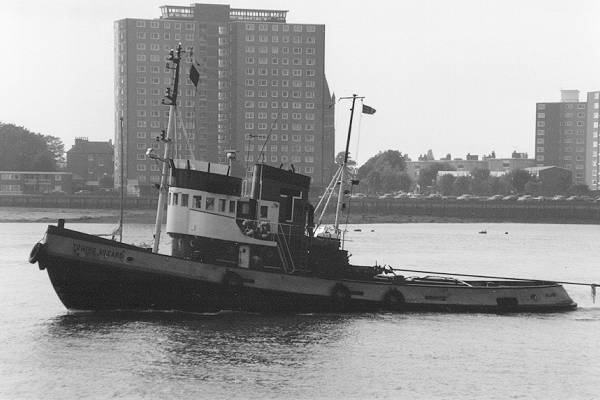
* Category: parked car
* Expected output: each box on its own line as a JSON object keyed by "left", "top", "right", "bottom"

{"left": 502, "top": 195, "right": 518, "bottom": 201}
{"left": 566, "top": 196, "right": 581, "bottom": 201}
{"left": 485, "top": 195, "right": 504, "bottom": 201}
{"left": 426, "top": 193, "right": 442, "bottom": 200}
{"left": 378, "top": 193, "right": 394, "bottom": 199}
{"left": 457, "top": 194, "right": 477, "bottom": 201}
{"left": 517, "top": 195, "right": 533, "bottom": 202}
{"left": 75, "top": 190, "right": 92, "bottom": 195}
{"left": 393, "top": 193, "right": 409, "bottom": 199}
{"left": 350, "top": 193, "right": 367, "bottom": 199}
{"left": 532, "top": 196, "right": 545, "bottom": 202}
{"left": 551, "top": 195, "right": 566, "bottom": 201}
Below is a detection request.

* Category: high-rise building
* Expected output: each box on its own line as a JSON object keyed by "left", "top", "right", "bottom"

{"left": 114, "top": 3, "right": 335, "bottom": 195}
{"left": 535, "top": 90, "right": 589, "bottom": 186}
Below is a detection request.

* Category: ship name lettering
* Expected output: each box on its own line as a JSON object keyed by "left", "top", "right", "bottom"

{"left": 73, "top": 242, "right": 124, "bottom": 261}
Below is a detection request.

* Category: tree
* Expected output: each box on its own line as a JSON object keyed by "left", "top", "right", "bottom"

{"left": 357, "top": 150, "right": 409, "bottom": 194}
{"left": 417, "top": 162, "right": 456, "bottom": 189}
{"left": 471, "top": 168, "right": 491, "bottom": 195}
{"left": 397, "top": 172, "right": 413, "bottom": 192}
{"left": 568, "top": 184, "right": 590, "bottom": 196}
{"left": 0, "top": 122, "right": 62, "bottom": 171}
{"left": 438, "top": 174, "right": 455, "bottom": 195}
{"left": 452, "top": 176, "right": 471, "bottom": 195}
{"left": 335, "top": 151, "right": 356, "bottom": 167}
{"left": 508, "top": 169, "right": 531, "bottom": 193}
{"left": 44, "top": 135, "right": 66, "bottom": 167}
{"left": 365, "top": 170, "right": 381, "bottom": 195}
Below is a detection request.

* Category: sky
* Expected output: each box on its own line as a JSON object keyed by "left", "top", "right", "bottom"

{"left": 2, "top": 0, "right": 600, "bottom": 165}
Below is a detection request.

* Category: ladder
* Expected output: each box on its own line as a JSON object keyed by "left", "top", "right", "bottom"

{"left": 275, "top": 224, "right": 296, "bottom": 274}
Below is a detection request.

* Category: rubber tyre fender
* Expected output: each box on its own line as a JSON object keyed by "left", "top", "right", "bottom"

{"left": 331, "top": 283, "right": 352, "bottom": 311}
{"left": 383, "top": 289, "right": 405, "bottom": 311}
{"left": 29, "top": 243, "right": 46, "bottom": 265}
{"left": 222, "top": 271, "right": 244, "bottom": 294}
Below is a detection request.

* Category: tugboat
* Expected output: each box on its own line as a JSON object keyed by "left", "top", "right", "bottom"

{"left": 29, "top": 44, "right": 579, "bottom": 313}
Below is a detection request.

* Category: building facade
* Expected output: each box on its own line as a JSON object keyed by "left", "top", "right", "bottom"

{"left": 534, "top": 90, "right": 596, "bottom": 187}
{"left": 406, "top": 156, "right": 535, "bottom": 182}
{"left": 114, "top": 3, "right": 335, "bottom": 195}
{"left": 0, "top": 172, "right": 73, "bottom": 195}
{"left": 66, "top": 138, "right": 114, "bottom": 188}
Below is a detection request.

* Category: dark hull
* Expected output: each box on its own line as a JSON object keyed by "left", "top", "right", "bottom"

{"left": 36, "top": 226, "right": 577, "bottom": 314}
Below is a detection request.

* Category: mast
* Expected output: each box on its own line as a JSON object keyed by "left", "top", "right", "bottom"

{"left": 152, "top": 44, "right": 183, "bottom": 253}
{"left": 334, "top": 94, "right": 360, "bottom": 232}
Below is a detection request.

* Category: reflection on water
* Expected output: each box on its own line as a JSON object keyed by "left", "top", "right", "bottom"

{"left": 3, "top": 222, "right": 600, "bottom": 399}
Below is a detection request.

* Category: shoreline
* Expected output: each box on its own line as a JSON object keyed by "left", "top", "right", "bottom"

{"left": 0, "top": 207, "right": 598, "bottom": 225}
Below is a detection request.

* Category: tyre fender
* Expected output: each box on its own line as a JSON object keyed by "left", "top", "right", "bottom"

{"left": 222, "top": 271, "right": 244, "bottom": 294}
{"left": 29, "top": 243, "right": 46, "bottom": 265}
{"left": 331, "top": 283, "right": 352, "bottom": 311}
{"left": 383, "top": 289, "right": 405, "bottom": 310}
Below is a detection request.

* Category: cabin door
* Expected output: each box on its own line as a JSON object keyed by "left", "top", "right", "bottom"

{"left": 239, "top": 245, "right": 250, "bottom": 268}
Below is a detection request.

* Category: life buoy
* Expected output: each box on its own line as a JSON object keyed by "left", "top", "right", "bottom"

{"left": 29, "top": 243, "right": 46, "bottom": 264}
{"left": 331, "top": 283, "right": 352, "bottom": 311}
{"left": 383, "top": 289, "right": 405, "bottom": 311}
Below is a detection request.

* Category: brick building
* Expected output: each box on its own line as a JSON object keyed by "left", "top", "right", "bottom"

{"left": 66, "top": 137, "right": 114, "bottom": 188}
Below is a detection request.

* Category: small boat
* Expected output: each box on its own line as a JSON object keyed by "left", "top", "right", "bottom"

{"left": 28, "top": 45, "right": 578, "bottom": 313}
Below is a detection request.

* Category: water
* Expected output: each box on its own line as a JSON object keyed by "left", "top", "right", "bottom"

{"left": 2, "top": 221, "right": 600, "bottom": 399}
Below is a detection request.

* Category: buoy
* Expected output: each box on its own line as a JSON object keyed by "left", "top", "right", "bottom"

{"left": 479, "top": 230, "right": 487, "bottom": 234}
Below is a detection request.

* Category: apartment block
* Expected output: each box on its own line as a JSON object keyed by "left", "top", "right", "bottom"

{"left": 535, "top": 90, "right": 591, "bottom": 186}
{"left": 114, "top": 3, "right": 335, "bottom": 195}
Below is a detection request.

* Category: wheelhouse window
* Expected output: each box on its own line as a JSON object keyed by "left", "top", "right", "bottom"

{"left": 206, "top": 197, "right": 215, "bottom": 210}
{"left": 173, "top": 193, "right": 179, "bottom": 205}
{"left": 260, "top": 205, "right": 268, "bottom": 219}
{"left": 193, "top": 195, "right": 202, "bottom": 209}
{"left": 219, "top": 199, "right": 227, "bottom": 212}
{"left": 181, "top": 194, "right": 189, "bottom": 207}
{"left": 229, "top": 200, "right": 236, "bottom": 214}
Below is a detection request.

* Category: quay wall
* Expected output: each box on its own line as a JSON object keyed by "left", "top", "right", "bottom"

{"left": 342, "top": 199, "right": 600, "bottom": 223}
{"left": 0, "top": 195, "right": 158, "bottom": 209}
{"left": 2, "top": 195, "right": 600, "bottom": 223}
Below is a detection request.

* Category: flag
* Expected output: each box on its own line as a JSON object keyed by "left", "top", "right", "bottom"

{"left": 189, "top": 63, "right": 200, "bottom": 87}
{"left": 362, "top": 104, "right": 376, "bottom": 115}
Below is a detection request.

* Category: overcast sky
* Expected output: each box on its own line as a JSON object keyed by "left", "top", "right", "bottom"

{"left": 2, "top": 0, "right": 599, "bottom": 165}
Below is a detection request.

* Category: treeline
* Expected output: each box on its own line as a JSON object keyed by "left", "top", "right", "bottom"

{"left": 347, "top": 150, "right": 589, "bottom": 196}
{"left": 0, "top": 123, "right": 64, "bottom": 171}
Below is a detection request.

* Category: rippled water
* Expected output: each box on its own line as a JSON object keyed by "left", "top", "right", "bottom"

{"left": 2, "top": 221, "right": 600, "bottom": 399}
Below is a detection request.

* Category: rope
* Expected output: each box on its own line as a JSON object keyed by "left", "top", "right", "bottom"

{"left": 390, "top": 267, "right": 598, "bottom": 287}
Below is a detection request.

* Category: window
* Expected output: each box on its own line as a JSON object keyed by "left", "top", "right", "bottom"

{"left": 219, "top": 199, "right": 227, "bottom": 212}
{"left": 229, "top": 200, "right": 236, "bottom": 214}
{"left": 260, "top": 205, "right": 268, "bottom": 219}
{"left": 206, "top": 197, "right": 215, "bottom": 210}
{"left": 172, "top": 193, "right": 179, "bottom": 205}
{"left": 181, "top": 194, "right": 189, "bottom": 207}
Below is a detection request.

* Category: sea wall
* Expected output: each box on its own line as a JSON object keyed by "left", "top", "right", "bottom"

{"left": 0, "top": 195, "right": 157, "bottom": 209}
{"left": 343, "top": 199, "right": 600, "bottom": 223}
{"left": 2, "top": 195, "right": 600, "bottom": 223}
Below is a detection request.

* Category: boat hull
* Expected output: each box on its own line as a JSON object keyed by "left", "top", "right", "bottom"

{"left": 36, "top": 225, "right": 577, "bottom": 313}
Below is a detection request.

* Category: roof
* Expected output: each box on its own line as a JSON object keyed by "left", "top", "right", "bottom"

{"left": 0, "top": 171, "right": 72, "bottom": 175}
{"left": 524, "top": 166, "right": 568, "bottom": 172}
